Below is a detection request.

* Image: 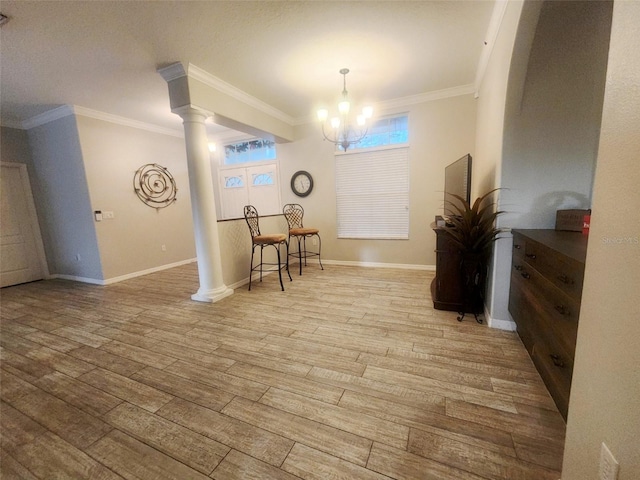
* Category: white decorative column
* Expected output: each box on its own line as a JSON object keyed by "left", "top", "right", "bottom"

{"left": 177, "top": 107, "right": 233, "bottom": 303}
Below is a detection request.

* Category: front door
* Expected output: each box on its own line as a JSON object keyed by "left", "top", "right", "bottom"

{"left": 0, "top": 163, "right": 47, "bottom": 287}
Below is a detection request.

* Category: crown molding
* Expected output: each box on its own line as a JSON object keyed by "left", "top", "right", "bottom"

{"left": 72, "top": 106, "right": 183, "bottom": 137}
{"left": 0, "top": 118, "right": 27, "bottom": 129}
{"left": 186, "top": 63, "right": 295, "bottom": 126}
{"left": 293, "top": 83, "right": 476, "bottom": 125}
{"left": 376, "top": 84, "right": 476, "bottom": 110}
{"left": 21, "top": 105, "right": 183, "bottom": 137}
{"left": 21, "top": 105, "right": 75, "bottom": 129}
{"left": 474, "top": 0, "right": 509, "bottom": 97}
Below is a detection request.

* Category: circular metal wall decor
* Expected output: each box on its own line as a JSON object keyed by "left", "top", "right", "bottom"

{"left": 133, "top": 163, "right": 177, "bottom": 209}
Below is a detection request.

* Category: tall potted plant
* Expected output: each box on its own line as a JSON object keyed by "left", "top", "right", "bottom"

{"left": 443, "top": 189, "right": 504, "bottom": 323}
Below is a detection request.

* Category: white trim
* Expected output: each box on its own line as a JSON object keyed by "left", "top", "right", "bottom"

{"left": 72, "top": 106, "right": 183, "bottom": 137}
{"left": 21, "top": 105, "right": 183, "bottom": 137}
{"left": 0, "top": 119, "right": 25, "bottom": 129}
{"left": 187, "top": 63, "right": 295, "bottom": 126}
{"left": 51, "top": 258, "right": 197, "bottom": 286}
{"left": 483, "top": 303, "right": 517, "bottom": 331}
{"left": 322, "top": 259, "right": 435, "bottom": 271}
{"left": 51, "top": 274, "right": 105, "bottom": 285}
{"left": 293, "top": 84, "right": 476, "bottom": 126}
{"left": 474, "top": 0, "right": 509, "bottom": 97}
{"left": 21, "top": 105, "right": 75, "bottom": 129}
{"left": 376, "top": 84, "right": 476, "bottom": 110}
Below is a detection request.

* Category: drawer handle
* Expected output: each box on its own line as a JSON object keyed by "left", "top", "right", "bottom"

{"left": 557, "top": 274, "right": 575, "bottom": 285}
{"left": 521, "top": 272, "right": 530, "bottom": 279}
{"left": 514, "top": 265, "right": 523, "bottom": 271}
{"left": 554, "top": 305, "right": 570, "bottom": 316}
{"left": 550, "top": 354, "right": 565, "bottom": 368}
{"left": 526, "top": 253, "right": 537, "bottom": 259}
{"left": 514, "top": 244, "right": 522, "bottom": 250}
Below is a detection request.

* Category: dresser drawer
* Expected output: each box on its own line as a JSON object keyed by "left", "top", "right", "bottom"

{"left": 508, "top": 272, "right": 535, "bottom": 353}
{"left": 512, "top": 232, "right": 526, "bottom": 264}
{"left": 530, "top": 335, "right": 573, "bottom": 418}
{"left": 509, "top": 229, "right": 586, "bottom": 421}
{"left": 516, "top": 264, "right": 579, "bottom": 358}
{"left": 524, "top": 239, "right": 585, "bottom": 299}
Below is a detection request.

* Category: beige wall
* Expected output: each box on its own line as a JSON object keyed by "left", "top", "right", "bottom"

{"left": 473, "top": 0, "right": 525, "bottom": 328}
{"left": 76, "top": 115, "right": 196, "bottom": 280}
{"left": 561, "top": 1, "right": 640, "bottom": 478}
{"left": 276, "top": 94, "right": 477, "bottom": 268}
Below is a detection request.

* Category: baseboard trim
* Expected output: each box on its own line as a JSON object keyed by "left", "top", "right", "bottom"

{"left": 484, "top": 304, "right": 517, "bottom": 331}
{"left": 51, "top": 258, "right": 197, "bottom": 286}
{"left": 322, "top": 259, "right": 436, "bottom": 271}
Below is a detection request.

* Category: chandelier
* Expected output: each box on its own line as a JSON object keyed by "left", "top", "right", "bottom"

{"left": 317, "top": 68, "right": 373, "bottom": 151}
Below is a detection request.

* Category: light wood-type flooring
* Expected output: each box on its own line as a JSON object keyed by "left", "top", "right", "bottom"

{"left": 0, "top": 263, "right": 566, "bottom": 479}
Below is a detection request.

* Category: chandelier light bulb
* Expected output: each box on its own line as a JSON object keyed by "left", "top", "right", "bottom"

{"left": 317, "top": 68, "right": 372, "bottom": 151}
{"left": 317, "top": 109, "right": 328, "bottom": 122}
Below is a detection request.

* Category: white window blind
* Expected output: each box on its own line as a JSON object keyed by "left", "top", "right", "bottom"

{"left": 335, "top": 146, "right": 409, "bottom": 239}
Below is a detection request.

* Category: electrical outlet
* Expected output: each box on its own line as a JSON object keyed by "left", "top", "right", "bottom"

{"left": 599, "top": 443, "right": 619, "bottom": 480}
{"left": 103, "top": 211, "right": 115, "bottom": 219}
{"left": 161, "top": 244, "right": 166, "bottom": 252}
{"left": 312, "top": 237, "right": 318, "bottom": 246}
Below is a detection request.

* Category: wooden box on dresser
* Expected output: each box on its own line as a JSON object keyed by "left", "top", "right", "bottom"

{"left": 509, "top": 229, "right": 588, "bottom": 420}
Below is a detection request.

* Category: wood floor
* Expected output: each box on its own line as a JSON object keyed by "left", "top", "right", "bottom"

{"left": 0, "top": 263, "right": 566, "bottom": 479}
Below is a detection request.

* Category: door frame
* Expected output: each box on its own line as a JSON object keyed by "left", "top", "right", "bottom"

{"left": 1, "top": 162, "right": 49, "bottom": 284}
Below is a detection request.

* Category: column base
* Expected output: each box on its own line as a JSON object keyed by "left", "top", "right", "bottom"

{"left": 191, "top": 285, "right": 234, "bottom": 303}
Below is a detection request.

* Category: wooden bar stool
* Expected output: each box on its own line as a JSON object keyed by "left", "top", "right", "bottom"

{"left": 244, "top": 205, "right": 292, "bottom": 291}
{"left": 283, "top": 203, "right": 323, "bottom": 276}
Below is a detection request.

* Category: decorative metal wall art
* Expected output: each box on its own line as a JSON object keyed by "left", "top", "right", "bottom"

{"left": 133, "top": 163, "right": 177, "bottom": 209}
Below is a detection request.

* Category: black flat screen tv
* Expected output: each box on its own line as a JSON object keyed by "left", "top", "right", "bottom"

{"left": 444, "top": 154, "right": 472, "bottom": 217}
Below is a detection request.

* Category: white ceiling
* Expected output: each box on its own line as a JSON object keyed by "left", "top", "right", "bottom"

{"left": 0, "top": 1, "right": 496, "bottom": 134}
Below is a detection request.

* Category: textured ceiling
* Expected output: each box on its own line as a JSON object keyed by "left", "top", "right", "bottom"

{"left": 0, "top": 1, "right": 495, "bottom": 132}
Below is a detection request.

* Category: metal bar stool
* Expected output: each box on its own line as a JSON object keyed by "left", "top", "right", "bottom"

{"left": 244, "top": 205, "right": 292, "bottom": 291}
{"left": 283, "top": 203, "right": 324, "bottom": 275}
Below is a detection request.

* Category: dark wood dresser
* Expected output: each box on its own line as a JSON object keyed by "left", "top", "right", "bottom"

{"left": 431, "top": 222, "right": 463, "bottom": 312}
{"left": 509, "top": 229, "right": 588, "bottom": 419}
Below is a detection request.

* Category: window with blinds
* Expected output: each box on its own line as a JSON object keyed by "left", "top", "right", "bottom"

{"left": 335, "top": 146, "right": 410, "bottom": 239}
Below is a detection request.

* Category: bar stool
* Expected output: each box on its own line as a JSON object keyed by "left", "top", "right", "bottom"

{"left": 283, "top": 203, "right": 324, "bottom": 275}
{"left": 244, "top": 205, "right": 292, "bottom": 291}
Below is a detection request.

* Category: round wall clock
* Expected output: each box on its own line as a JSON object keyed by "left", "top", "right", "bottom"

{"left": 291, "top": 170, "right": 314, "bottom": 197}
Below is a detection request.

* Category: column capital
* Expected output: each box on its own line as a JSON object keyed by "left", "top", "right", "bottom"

{"left": 173, "top": 105, "right": 210, "bottom": 123}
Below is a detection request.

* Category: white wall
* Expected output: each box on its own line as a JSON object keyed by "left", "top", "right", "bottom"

{"left": 26, "top": 116, "right": 104, "bottom": 280}
{"left": 76, "top": 115, "right": 196, "bottom": 280}
{"left": 561, "top": 2, "right": 640, "bottom": 478}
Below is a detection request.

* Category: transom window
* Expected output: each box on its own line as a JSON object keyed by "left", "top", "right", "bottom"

{"left": 224, "top": 139, "right": 276, "bottom": 165}
{"left": 340, "top": 114, "right": 409, "bottom": 151}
